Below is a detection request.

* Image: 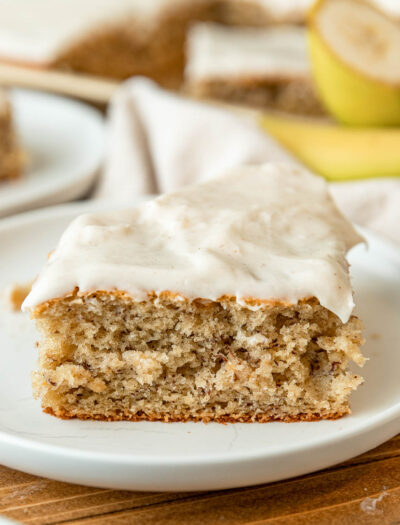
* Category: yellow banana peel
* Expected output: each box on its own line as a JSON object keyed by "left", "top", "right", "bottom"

{"left": 307, "top": 0, "right": 400, "bottom": 126}
{"left": 260, "top": 113, "right": 400, "bottom": 181}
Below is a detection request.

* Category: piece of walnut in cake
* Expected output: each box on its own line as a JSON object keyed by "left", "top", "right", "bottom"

{"left": 23, "top": 163, "right": 365, "bottom": 422}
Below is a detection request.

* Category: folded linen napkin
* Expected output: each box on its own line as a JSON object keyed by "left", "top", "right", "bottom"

{"left": 97, "top": 77, "right": 400, "bottom": 244}
{"left": 97, "top": 77, "right": 296, "bottom": 198}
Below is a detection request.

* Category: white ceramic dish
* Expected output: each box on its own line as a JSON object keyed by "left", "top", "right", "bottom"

{"left": 0, "top": 90, "right": 104, "bottom": 218}
{"left": 0, "top": 517, "right": 19, "bottom": 525}
{"left": 0, "top": 202, "right": 399, "bottom": 492}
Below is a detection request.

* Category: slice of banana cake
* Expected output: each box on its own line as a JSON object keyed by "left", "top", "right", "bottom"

{"left": 0, "top": 90, "right": 21, "bottom": 181}
{"left": 185, "top": 24, "right": 323, "bottom": 115}
{"left": 23, "top": 163, "right": 365, "bottom": 422}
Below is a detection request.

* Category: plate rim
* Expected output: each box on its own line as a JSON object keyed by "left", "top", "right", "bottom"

{"left": 0, "top": 88, "right": 105, "bottom": 217}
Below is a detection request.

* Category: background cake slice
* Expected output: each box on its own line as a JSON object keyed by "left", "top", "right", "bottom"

{"left": 185, "top": 23, "right": 323, "bottom": 115}
{"left": 0, "top": 89, "right": 21, "bottom": 181}
{"left": 23, "top": 163, "right": 365, "bottom": 423}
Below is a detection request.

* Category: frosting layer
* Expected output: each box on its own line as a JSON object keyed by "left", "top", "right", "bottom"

{"left": 23, "top": 164, "right": 363, "bottom": 322}
{"left": 186, "top": 24, "right": 310, "bottom": 81}
{"left": 234, "top": 0, "right": 313, "bottom": 23}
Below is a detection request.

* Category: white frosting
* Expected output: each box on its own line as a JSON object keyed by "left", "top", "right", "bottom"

{"left": 185, "top": 24, "right": 310, "bottom": 82}
{"left": 232, "top": 0, "right": 313, "bottom": 22}
{"left": 23, "top": 164, "right": 363, "bottom": 323}
{"left": 0, "top": 0, "right": 190, "bottom": 64}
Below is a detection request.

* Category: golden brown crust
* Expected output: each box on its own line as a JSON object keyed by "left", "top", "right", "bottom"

{"left": 31, "top": 288, "right": 318, "bottom": 318}
{"left": 190, "top": 73, "right": 310, "bottom": 87}
{"left": 43, "top": 406, "right": 348, "bottom": 423}
{"left": 185, "top": 76, "right": 325, "bottom": 116}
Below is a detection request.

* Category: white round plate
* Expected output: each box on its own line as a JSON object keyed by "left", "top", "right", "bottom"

{"left": 0, "top": 90, "right": 104, "bottom": 218}
{"left": 0, "top": 202, "right": 399, "bottom": 492}
{"left": 0, "top": 518, "right": 18, "bottom": 525}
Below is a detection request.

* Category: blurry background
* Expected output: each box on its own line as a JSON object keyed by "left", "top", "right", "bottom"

{"left": 0, "top": 0, "right": 399, "bottom": 229}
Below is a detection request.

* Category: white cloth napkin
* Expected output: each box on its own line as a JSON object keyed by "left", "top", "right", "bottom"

{"left": 330, "top": 179, "right": 400, "bottom": 245}
{"left": 97, "top": 77, "right": 400, "bottom": 244}
{"left": 97, "top": 77, "right": 296, "bottom": 197}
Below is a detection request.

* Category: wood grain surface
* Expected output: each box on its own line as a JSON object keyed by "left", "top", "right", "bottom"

{"left": 0, "top": 434, "right": 399, "bottom": 524}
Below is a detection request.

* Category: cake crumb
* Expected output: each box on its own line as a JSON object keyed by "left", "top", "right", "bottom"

{"left": 360, "top": 491, "right": 388, "bottom": 515}
{"left": 30, "top": 291, "right": 365, "bottom": 423}
{"left": 3, "top": 281, "right": 32, "bottom": 311}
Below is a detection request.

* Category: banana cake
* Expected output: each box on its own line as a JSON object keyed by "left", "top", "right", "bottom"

{"left": 185, "top": 23, "right": 323, "bottom": 115}
{"left": 23, "top": 163, "right": 365, "bottom": 423}
{"left": 0, "top": 89, "right": 21, "bottom": 181}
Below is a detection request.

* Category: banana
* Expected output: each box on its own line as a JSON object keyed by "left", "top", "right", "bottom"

{"left": 308, "top": 0, "right": 400, "bottom": 126}
{"left": 260, "top": 112, "right": 400, "bottom": 180}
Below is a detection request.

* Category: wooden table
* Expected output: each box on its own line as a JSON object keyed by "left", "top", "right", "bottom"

{"left": 0, "top": 434, "right": 399, "bottom": 524}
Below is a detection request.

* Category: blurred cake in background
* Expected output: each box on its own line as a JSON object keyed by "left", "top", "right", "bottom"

{"left": 0, "top": 0, "right": 219, "bottom": 88}
{"left": 0, "top": 90, "right": 21, "bottom": 181}
{"left": 218, "top": 0, "right": 314, "bottom": 26}
{"left": 185, "top": 24, "right": 323, "bottom": 115}
{"left": 0, "top": 0, "right": 313, "bottom": 89}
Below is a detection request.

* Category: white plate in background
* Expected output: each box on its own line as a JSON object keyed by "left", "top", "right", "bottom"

{"left": 0, "top": 202, "right": 399, "bottom": 492}
{"left": 0, "top": 90, "right": 104, "bottom": 217}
